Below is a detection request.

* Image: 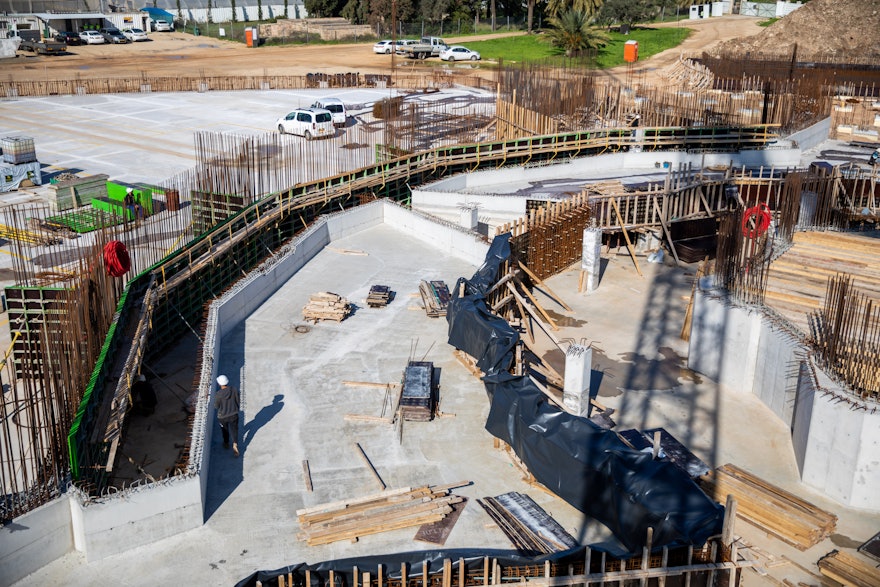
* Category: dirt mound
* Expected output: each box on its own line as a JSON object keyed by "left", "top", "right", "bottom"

{"left": 712, "top": 0, "right": 880, "bottom": 61}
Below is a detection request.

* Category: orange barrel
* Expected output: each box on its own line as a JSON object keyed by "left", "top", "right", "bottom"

{"left": 165, "top": 189, "right": 180, "bottom": 212}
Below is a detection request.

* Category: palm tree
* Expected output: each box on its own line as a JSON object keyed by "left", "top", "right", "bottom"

{"left": 545, "top": 0, "right": 604, "bottom": 19}
{"left": 547, "top": 9, "right": 610, "bottom": 58}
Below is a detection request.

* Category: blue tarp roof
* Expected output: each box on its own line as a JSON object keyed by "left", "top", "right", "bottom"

{"left": 140, "top": 7, "right": 174, "bottom": 20}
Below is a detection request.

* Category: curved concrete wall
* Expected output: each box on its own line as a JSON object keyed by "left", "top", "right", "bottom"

{"left": 688, "top": 286, "right": 880, "bottom": 511}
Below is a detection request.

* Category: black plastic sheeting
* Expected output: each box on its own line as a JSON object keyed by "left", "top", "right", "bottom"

{"left": 447, "top": 233, "right": 723, "bottom": 553}
{"left": 237, "top": 546, "right": 598, "bottom": 587}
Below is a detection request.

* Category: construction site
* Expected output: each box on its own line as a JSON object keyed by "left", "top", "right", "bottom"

{"left": 0, "top": 3, "right": 879, "bottom": 587}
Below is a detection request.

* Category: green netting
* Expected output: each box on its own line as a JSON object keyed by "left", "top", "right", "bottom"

{"left": 46, "top": 209, "right": 125, "bottom": 233}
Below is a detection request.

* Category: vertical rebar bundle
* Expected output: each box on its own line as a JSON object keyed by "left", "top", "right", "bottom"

{"left": 810, "top": 276, "right": 880, "bottom": 401}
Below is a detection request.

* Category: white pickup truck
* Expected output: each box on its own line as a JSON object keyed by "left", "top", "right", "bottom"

{"left": 401, "top": 36, "right": 448, "bottom": 59}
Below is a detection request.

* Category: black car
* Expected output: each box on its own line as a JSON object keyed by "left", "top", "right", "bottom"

{"left": 54, "top": 31, "right": 81, "bottom": 45}
{"left": 99, "top": 28, "right": 130, "bottom": 44}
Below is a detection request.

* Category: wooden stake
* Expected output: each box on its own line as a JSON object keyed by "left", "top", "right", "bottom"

{"left": 354, "top": 442, "right": 386, "bottom": 490}
{"left": 302, "top": 459, "right": 313, "bottom": 492}
{"left": 517, "top": 260, "right": 572, "bottom": 311}
{"left": 609, "top": 198, "right": 643, "bottom": 277}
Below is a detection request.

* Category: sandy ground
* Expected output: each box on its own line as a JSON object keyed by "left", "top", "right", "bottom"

{"left": 1, "top": 16, "right": 764, "bottom": 84}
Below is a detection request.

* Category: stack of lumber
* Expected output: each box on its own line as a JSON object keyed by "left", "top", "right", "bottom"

{"left": 818, "top": 550, "right": 880, "bottom": 587}
{"left": 478, "top": 492, "right": 578, "bottom": 554}
{"left": 302, "top": 292, "right": 351, "bottom": 323}
{"left": 366, "top": 285, "right": 392, "bottom": 308}
{"left": 296, "top": 483, "right": 465, "bottom": 546}
{"left": 419, "top": 280, "right": 451, "bottom": 318}
{"left": 700, "top": 463, "right": 837, "bottom": 551}
{"left": 399, "top": 361, "right": 435, "bottom": 421}
{"left": 764, "top": 231, "right": 880, "bottom": 334}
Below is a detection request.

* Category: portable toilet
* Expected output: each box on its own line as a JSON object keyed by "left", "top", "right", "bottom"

{"left": 624, "top": 40, "right": 638, "bottom": 63}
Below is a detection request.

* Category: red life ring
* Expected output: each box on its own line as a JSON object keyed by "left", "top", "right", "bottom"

{"left": 103, "top": 240, "right": 131, "bottom": 277}
{"left": 741, "top": 203, "right": 772, "bottom": 239}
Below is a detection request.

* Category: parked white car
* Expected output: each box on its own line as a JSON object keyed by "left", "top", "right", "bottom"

{"left": 79, "top": 30, "right": 106, "bottom": 44}
{"left": 153, "top": 20, "right": 173, "bottom": 32}
{"left": 373, "top": 40, "right": 394, "bottom": 54}
{"left": 439, "top": 45, "right": 481, "bottom": 61}
{"left": 276, "top": 108, "right": 335, "bottom": 140}
{"left": 122, "top": 28, "right": 149, "bottom": 42}
{"left": 310, "top": 97, "right": 348, "bottom": 128}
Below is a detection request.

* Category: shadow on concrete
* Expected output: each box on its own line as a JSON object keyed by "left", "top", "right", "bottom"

{"left": 242, "top": 394, "right": 285, "bottom": 452}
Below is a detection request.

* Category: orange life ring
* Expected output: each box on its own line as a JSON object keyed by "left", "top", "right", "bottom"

{"left": 741, "top": 203, "right": 772, "bottom": 239}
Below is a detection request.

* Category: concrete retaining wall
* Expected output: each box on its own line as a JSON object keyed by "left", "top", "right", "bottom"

{"left": 0, "top": 497, "right": 72, "bottom": 587}
{"left": 786, "top": 118, "right": 831, "bottom": 152}
{"left": 421, "top": 149, "right": 802, "bottom": 195}
{"left": 689, "top": 287, "right": 880, "bottom": 511}
{"left": 70, "top": 476, "right": 202, "bottom": 562}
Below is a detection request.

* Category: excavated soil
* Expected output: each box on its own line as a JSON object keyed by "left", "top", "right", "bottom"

{"left": 711, "top": 0, "right": 880, "bottom": 60}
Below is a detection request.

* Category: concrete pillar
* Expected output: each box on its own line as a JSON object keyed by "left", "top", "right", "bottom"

{"left": 581, "top": 227, "right": 602, "bottom": 292}
{"left": 459, "top": 205, "right": 478, "bottom": 231}
{"left": 563, "top": 344, "right": 592, "bottom": 417}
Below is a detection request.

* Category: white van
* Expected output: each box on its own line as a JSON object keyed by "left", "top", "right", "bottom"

{"left": 276, "top": 107, "right": 334, "bottom": 140}
{"left": 310, "top": 97, "right": 348, "bottom": 128}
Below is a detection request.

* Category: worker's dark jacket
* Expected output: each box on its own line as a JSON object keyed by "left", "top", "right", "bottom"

{"left": 214, "top": 386, "right": 240, "bottom": 422}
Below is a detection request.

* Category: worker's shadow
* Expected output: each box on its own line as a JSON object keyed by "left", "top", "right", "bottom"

{"left": 241, "top": 394, "right": 285, "bottom": 452}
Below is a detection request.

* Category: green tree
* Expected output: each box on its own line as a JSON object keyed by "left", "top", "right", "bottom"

{"left": 207, "top": 0, "right": 213, "bottom": 24}
{"left": 368, "top": 0, "right": 414, "bottom": 33}
{"left": 231, "top": 0, "right": 238, "bottom": 23}
{"left": 176, "top": 0, "right": 182, "bottom": 22}
{"left": 258, "top": 0, "right": 264, "bottom": 20}
{"left": 305, "top": 0, "right": 343, "bottom": 18}
{"left": 341, "top": 0, "right": 369, "bottom": 23}
{"left": 546, "top": 9, "right": 609, "bottom": 57}
{"left": 545, "top": 0, "right": 603, "bottom": 19}
{"left": 284, "top": 0, "right": 289, "bottom": 18}
{"left": 596, "top": 0, "right": 656, "bottom": 31}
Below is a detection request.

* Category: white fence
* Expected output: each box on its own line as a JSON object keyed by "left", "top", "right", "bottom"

{"left": 739, "top": 1, "right": 803, "bottom": 18}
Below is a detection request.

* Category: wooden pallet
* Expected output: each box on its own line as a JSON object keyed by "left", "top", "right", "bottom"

{"left": 818, "top": 550, "right": 880, "bottom": 587}
{"left": 367, "top": 284, "right": 392, "bottom": 308}
{"left": 699, "top": 464, "right": 837, "bottom": 551}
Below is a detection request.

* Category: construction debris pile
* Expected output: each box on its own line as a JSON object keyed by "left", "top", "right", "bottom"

{"left": 296, "top": 483, "right": 465, "bottom": 546}
{"left": 302, "top": 292, "right": 352, "bottom": 323}
{"left": 700, "top": 464, "right": 837, "bottom": 551}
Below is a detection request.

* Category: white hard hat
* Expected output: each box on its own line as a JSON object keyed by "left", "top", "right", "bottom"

{"left": 126, "top": 187, "right": 133, "bottom": 193}
{"left": 216, "top": 375, "right": 229, "bottom": 386}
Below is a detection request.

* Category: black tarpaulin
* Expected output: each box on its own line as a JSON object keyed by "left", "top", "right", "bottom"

{"left": 446, "top": 233, "right": 723, "bottom": 553}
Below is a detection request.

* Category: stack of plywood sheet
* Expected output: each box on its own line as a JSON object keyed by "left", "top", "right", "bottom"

{"left": 700, "top": 464, "right": 837, "bottom": 551}
{"left": 419, "top": 280, "right": 451, "bottom": 318}
{"left": 478, "top": 492, "right": 578, "bottom": 554}
{"left": 296, "top": 483, "right": 465, "bottom": 546}
{"left": 302, "top": 292, "right": 351, "bottom": 323}
{"left": 399, "top": 361, "right": 435, "bottom": 421}
{"left": 366, "top": 285, "right": 392, "bottom": 308}
{"left": 818, "top": 550, "right": 880, "bottom": 587}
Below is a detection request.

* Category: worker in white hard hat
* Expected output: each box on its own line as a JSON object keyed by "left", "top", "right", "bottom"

{"left": 214, "top": 374, "right": 241, "bottom": 457}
